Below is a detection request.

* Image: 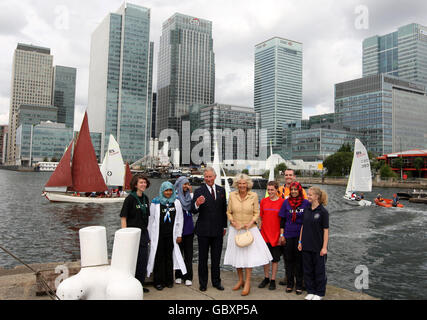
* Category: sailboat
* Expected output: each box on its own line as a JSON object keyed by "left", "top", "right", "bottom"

{"left": 212, "top": 141, "right": 231, "bottom": 200}
{"left": 43, "top": 112, "right": 130, "bottom": 203}
{"left": 343, "top": 138, "right": 372, "bottom": 206}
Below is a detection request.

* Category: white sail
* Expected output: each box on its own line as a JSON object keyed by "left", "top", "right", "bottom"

{"left": 221, "top": 166, "right": 231, "bottom": 201}
{"left": 100, "top": 135, "right": 125, "bottom": 187}
{"left": 213, "top": 141, "right": 222, "bottom": 186}
{"left": 345, "top": 138, "right": 372, "bottom": 194}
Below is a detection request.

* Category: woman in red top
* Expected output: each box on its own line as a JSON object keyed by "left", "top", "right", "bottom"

{"left": 258, "top": 181, "right": 285, "bottom": 290}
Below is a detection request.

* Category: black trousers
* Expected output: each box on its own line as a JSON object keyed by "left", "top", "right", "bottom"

{"left": 284, "top": 237, "right": 303, "bottom": 290}
{"left": 197, "top": 235, "right": 223, "bottom": 287}
{"left": 135, "top": 229, "right": 149, "bottom": 285}
{"left": 153, "top": 234, "right": 174, "bottom": 286}
{"left": 175, "top": 233, "right": 194, "bottom": 281}
{"left": 302, "top": 251, "right": 327, "bottom": 296}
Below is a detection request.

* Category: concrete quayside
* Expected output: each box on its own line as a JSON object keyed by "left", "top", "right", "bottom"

{"left": 0, "top": 261, "right": 376, "bottom": 300}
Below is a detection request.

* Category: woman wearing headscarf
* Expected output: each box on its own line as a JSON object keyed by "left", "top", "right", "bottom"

{"left": 174, "top": 176, "right": 194, "bottom": 286}
{"left": 278, "top": 181, "right": 310, "bottom": 295}
{"left": 147, "top": 181, "right": 187, "bottom": 290}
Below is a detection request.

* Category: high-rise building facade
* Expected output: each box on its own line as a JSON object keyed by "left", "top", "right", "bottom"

{"left": 87, "top": 3, "right": 153, "bottom": 163}
{"left": 156, "top": 13, "right": 215, "bottom": 138}
{"left": 0, "top": 125, "right": 7, "bottom": 165}
{"left": 363, "top": 23, "right": 427, "bottom": 87}
{"left": 335, "top": 74, "right": 427, "bottom": 155}
{"left": 6, "top": 43, "right": 53, "bottom": 164}
{"left": 52, "top": 65, "right": 76, "bottom": 129}
{"left": 254, "top": 37, "right": 303, "bottom": 153}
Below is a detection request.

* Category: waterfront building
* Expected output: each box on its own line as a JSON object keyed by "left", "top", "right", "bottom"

{"left": 377, "top": 149, "right": 427, "bottom": 178}
{"left": 335, "top": 74, "right": 427, "bottom": 155}
{"left": 254, "top": 37, "right": 303, "bottom": 153}
{"left": 186, "top": 103, "right": 260, "bottom": 162}
{"left": 6, "top": 43, "right": 53, "bottom": 165}
{"left": 87, "top": 2, "right": 154, "bottom": 163}
{"left": 0, "top": 126, "right": 7, "bottom": 165}
{"left": 156, "top": 13, "right": 215, "bottom": 138}
{"left": 52, "top": 66, "right": 76, "bottom": 129}
{"left": 151, "top": 92, "right": 157, "bottom": 138}
{"left": 363, "top": 23, "right": 427, "bottom": 87}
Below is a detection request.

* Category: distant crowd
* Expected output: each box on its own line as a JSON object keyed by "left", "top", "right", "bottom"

{"left": 120, "top": 167, "right": 329, "bottom": 300}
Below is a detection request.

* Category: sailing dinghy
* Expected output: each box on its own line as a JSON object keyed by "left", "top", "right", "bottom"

{"left": 343, "top": 138, "right": 372, "bottom": 206}
{"left": 43, "top": 112, "right": 130, "bottom": 203}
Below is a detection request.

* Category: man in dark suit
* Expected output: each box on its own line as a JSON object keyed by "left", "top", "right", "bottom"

{"left": 191, "top": 167, "right": 227, "bottom": 291}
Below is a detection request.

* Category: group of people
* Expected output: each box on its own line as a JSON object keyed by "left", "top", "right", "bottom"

{"left": 119, "top": 167, "right": 329, "bottom": 300}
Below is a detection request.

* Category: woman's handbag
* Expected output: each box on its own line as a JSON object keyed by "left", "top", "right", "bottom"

{"left": 235, "top": 229, "right": 254, "bottom": 248}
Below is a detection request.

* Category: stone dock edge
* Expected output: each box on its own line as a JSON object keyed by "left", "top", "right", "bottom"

{"left": 0, "top": 261, "right": 377, "bottom": 300}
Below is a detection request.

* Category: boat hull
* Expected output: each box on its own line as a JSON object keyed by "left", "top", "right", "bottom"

{"left": 44, "top": 192, "right": 126, "bottom": 204}
{"left": 408, "top": 197, "right": 427, "bottom": 204}
{"left": 374, "top": 198, "right": 404, "bottom": 208}
{"left": 342, "top": 196, "right": 372, "bottom": 206}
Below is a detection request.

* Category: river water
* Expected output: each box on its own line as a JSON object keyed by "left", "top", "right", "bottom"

{"left": 0, "top": 170, "right": 426, "bottom": 300}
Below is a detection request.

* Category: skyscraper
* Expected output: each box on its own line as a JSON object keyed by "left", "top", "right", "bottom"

{"left": 254, "top": 37, "right": 303, "bottom": 154}
{"left": 6, "top": 43, "right": 53, "bottom": 164}
{"left": 87, "top": 2, "right": 153, "bottom": 163}
{"left": 363, "top": 23, "right": 427, "bottom": 86}
{"left": 156, "top": 13, "right": 215, "bottom": 138}
{"left": 52, "top": 65, "right": 76, "bottom": 129}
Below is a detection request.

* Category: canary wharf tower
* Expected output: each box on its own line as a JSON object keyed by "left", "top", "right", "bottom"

{"left": 156, "top": 13, "right": 215, "bottom": 137}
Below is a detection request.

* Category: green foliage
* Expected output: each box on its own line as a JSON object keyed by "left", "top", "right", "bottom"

{"left": 379, "top": 164, "right": 398, "bottom": 179}
{"left": 338, "top": 142, "right": 352, "bottom": 153}
{"left": 43, "top": 157, "right": 48, "bottom": 162}
{"left": 392, "top": 157, "right": 404, "bottom": 169}
{"left": 241, "top": 169, "right": 249, "bottom": 174}
{"left": 275, "top": 163, "right": 287, "bottom": 173}
{"left": 413, "top": 157, "right": 424, "bottom": 177}
{"left": 262, "top": 170, "right": 270, "bottom": 179}
{"left": 51, "top": 157, "right": 58, "bottom": 162}
{"left": 371, "top": 159, "right": 384, "bottom": 172}
{"left": 323, "top": 151, "right": 353, "bottom": 176}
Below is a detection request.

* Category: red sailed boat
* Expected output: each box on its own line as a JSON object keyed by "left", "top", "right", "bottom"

{"left": 43, "top": 112, "right": 127, "bottom": 203}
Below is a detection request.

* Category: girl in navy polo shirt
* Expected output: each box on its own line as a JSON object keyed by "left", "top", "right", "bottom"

{"left": 298, "top": 187, "right": 329, "bottom": 300}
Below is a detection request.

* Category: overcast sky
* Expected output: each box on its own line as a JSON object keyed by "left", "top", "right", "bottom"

{"left": 0, "top": 0, "right": 426, "bottom": 130}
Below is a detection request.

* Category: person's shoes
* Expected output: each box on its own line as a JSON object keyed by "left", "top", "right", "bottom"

{"left": 279, "top": 278, "right": 287, "bottom": 286}
{"left": 312, "top": 295, "right": 323, "bottom": 300}
{"left": 241, "top": 282, "right": 250, "bottom": 296}
{"left": 296, "top": 289, "right": 303, "bottom": 295}
{"left": 305, "top": 294, "right": 314, "bottom": 300}
{"left": 258, "top": 278, "right": 270, "bottom": 288}
{"left": 268, "top": 280, "right": 276, "bottom": 290}
{"left": 175, "top": 278, "right": 182, "bottom": 284}
{"left": 185, "top": 280, "right": 192, "bottom": 286}
{"left": 286, "top": 287, "right": 293, "bottom": 293}
{"left": 154, "top": 284, "right": 164, "bottom": 291}
{"left": 143, "top": 287, "right": 150, "bottom": 293}
{"left": 213, "top": 284, "right": 224, "bottom": 291}
{"left": 167, "top": 283, "right": 173, "bottom": 288}
{"left": 232, "top": 281, "right": 244, "bottom": 291}
{"left": 199, "top": 285, "right": 207, "bottom": 292}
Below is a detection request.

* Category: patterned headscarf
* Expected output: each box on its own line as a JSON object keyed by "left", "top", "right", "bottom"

{"left": 288, "top": 181, "right": 303, "bottom": 222}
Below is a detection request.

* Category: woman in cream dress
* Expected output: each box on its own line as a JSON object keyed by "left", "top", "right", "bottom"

{"left": 224, "top": 173, "right": 272, "bottom": 296}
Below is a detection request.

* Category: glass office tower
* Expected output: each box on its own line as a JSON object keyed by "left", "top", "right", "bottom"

{"left": 335, "top": 74, "right": 427, "bottom": 155}
{"left": 254, "top": 37, "right": 303, "bottom": 153}
{"left": 363, "top": 23, "right": 427, "bottom": 87}
{"left": 52, "top": 65, "right": 76, "bottom": 129}
{"left": 156, "top": 13, "right": 215, "bottom": 138}
{"left": 87, "top": 3, "right": 153, "bottom": 163}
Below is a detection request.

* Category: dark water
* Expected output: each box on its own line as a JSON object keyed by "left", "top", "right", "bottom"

{"left": 0, "top": 170, "right": 426, "bottom": 300}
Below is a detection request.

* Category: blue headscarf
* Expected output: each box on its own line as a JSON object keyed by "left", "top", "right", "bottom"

{"left": 154, "top": 181, "right": 176, "bottom": 206}
{"left": 174, "top": 176, "right": 192, "bottom": 211}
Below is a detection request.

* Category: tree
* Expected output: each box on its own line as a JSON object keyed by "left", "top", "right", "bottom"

{"left": 338, "top": 142, "right": 352, "bottom": 153}
{"left": 241, "top": 169, "right": 249, "bottom": 175}
{"left": 380, "top": 164, "right": 398, "bottom": 179}
{"left": 43, "top": 157, "right": 48, "bottom": 162}
{"left": 51, "top": 157, "right": 58, "bottom": 162}
{"left": 275, "top": 163, "right": 287, "bottom": 176}
{"left": 392, "top": 157, "right": 404, "bottom": 179}
{"left": 323, "top": 151, "right": 353, "bottom": 176}
{"left": 413, "top": 157, "right": 424, "bottom": 178}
